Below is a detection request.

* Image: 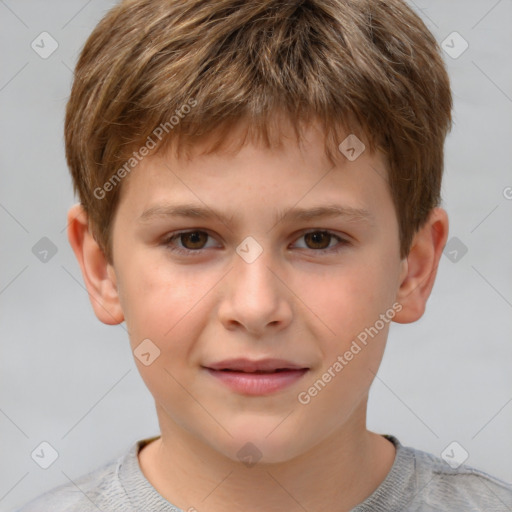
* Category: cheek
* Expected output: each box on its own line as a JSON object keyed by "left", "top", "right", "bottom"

{"left": 301, "top": 263, "right": 395, "bottom": 329}
{"left": 124, "top": 265, "right": 208, "bottom": 404}
{"left": 299, "top": 258, "right": 400, "bottom": 379}
{"left": 119, "top": 256, "right": 201, "bottom": 340}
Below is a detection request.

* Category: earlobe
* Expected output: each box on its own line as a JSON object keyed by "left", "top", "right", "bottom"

{"left": 394, "top": 208, "right": 449, "bottom": 324}
{"left": 67, "top": 204, "right": 124, "bottom": 325}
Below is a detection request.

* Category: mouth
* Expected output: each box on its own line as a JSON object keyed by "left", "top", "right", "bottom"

{"left": 202, "top": 358, "right": 310, "bottom": 395}
{"left": 204, "top": 357, "right": 309, "bottom": 373}
{"left": 216, "top": 368, "right": 297, "bottom": 373}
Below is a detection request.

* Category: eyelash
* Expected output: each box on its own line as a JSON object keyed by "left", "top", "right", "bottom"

{"left": 161, "top": 229, "right": 350, "bottom": 257}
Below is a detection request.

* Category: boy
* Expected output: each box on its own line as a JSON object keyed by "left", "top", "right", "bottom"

{"left": 16, "top": 0, "right": 512, "bottom": 510}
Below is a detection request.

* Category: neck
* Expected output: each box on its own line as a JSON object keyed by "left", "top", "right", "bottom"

{"left": 138, "top": 403, "right": 396, "bottom": 512}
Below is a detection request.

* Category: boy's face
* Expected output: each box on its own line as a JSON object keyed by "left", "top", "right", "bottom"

{"left": 102, "top": 120, "right": 408, "bottom": 462}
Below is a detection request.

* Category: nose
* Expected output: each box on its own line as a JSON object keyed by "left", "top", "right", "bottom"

{"left": 217, "top": 246, "right": 293, "bottom": 336}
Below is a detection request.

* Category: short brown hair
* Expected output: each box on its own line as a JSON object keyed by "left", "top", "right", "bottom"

{"left": 65, "top": 0, "right": 452, "bottom": 264}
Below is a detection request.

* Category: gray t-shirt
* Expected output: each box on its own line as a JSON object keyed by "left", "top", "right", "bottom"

{"left": 14, "top": 435, "right": 512, "bottom": 511}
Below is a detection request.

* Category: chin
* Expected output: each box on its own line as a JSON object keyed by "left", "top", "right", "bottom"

{"left": 212, "top": 419, "right": 311, "bottom": 466}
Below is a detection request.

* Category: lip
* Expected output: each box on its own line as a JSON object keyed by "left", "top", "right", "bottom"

{"left": 205, "top": 358, "right": 308, "bottom": 372}
{"left": 203, "top": 358, "right": 309, "bottom": 396}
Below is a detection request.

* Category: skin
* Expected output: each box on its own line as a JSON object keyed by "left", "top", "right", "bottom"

{"left": 68, "top": 117, "right": 448, "bottom": 512}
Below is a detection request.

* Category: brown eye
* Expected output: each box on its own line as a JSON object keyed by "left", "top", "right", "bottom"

{"left": 177, "top": 231, "right": 209, "bottom": 250}
{"left": 163, "top": 230, "right": 213, "bottom": 255}
{"left": 303, "top": 231, "right": 334, "bottom": 250}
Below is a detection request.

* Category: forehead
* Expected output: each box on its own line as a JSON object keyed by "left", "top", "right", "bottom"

{"left": 114, "top": 118, "right": 391, "bottom": 227}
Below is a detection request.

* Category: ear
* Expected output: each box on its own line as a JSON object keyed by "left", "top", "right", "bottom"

{"left": 66, "top": 203, "right": 124, "bottom": 325}
{"left": 394, "top": 207, "right": 449, "bottom": 324}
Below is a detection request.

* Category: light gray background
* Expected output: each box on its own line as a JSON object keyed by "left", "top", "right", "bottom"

{"left": 1, "top": 1, "right": 511, "bottom": 510}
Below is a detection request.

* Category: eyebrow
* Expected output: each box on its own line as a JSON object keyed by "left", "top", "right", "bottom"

{"left": 138, "top": 202, "right": 374, "bottom": 228}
